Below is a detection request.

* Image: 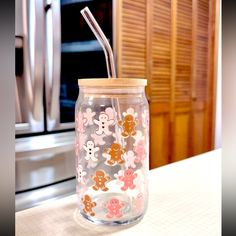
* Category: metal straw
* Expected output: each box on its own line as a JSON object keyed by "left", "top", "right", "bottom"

{"left": 80, "top": 7, "right": 116, "bottom": 78}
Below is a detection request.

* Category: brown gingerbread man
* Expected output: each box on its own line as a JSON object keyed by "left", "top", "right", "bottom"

{"left": 103, "top": 143, "right": 125, "bottom": 166}
{"left": 118, "top": 114, "right": 138, "bottom": 138}
{"left": 92, "top": 170, "right": 110, "bottom": 191}
{"left": 81, "top": 194, "right": 96, "bottom": 216}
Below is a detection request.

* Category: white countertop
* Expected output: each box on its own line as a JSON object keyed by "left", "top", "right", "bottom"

{"left": 16, "top": 149, "right": 221, "bottom": 236}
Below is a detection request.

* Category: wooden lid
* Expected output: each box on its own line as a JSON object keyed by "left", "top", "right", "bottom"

{"left": 78, "top": 78, "right": 147, "bottom": 87}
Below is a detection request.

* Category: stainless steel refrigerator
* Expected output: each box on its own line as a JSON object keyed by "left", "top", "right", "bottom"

{"left": 15, "top": 0, "right": 113, "bottom": 211}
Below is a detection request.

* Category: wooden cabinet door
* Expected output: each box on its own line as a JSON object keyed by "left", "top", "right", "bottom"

{"left": 116, "top": 0, "right": 172, "bottom": 168}
{"left": 172, "top": 0, "right": 217, "bottom": 162}
{"left": 190, "top": 0, "right": 216, "bottom": 156}
{"left": 116, "top": 0, "right": 217, "bottom": 168}
{"left": 171, "top": 0, "right": 193, "bottom": 162}
{"left": 116, "top": 0, "right": 147, "bottom": 78}
{"left": 148, "top": 0, "right": 172, "bottom": 168}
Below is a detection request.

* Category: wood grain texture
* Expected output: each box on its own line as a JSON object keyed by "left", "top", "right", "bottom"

{"left": 149, "top": 0, "right": 172, "bottom": 167}
{"left": 117, "top": 0, "right": 147, "bottom": 78}
{"left": 150, "top": 113, "right": 170, "bottom": 168}
{"left": 117, "top": 0, "right": 218, "bottom": 168}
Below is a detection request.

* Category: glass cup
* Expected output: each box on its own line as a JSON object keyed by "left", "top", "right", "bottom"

{"left": 75, "top": 78, "right": 149, "bottom": 225}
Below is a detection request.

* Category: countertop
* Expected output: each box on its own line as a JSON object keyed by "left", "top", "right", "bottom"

{"left": 16, "top": 149, "right": 221, "bottom": 236}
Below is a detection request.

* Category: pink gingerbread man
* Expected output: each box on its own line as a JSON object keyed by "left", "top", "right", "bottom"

{"left": 106, "top": 198, "right": 124, "bottom": 218}
{"left": 133, "top": 193, "right": 144, "bottom": 214}
{"left": 76, "top": 111, "right": 86, "bottom": 133}
{"left": 119, "top": 169, "right": 137, "bottom": 191}
{"left": 134, "top": 140, "right": 145, "bottom": 164}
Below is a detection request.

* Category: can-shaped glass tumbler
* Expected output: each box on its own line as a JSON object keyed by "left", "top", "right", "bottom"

{"left": 75, "top": 78, "right": 149, "bottom": 225}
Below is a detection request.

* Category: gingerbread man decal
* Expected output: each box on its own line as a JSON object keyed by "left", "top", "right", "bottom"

{"left": 83, "top": 140, "right": 99, "bottom": 162}
{"left": 103, "top": 143, "right": 125, "bottom": 166}
{"left": 134, "top": 140, "right": 145, "bottom": 164}
{"left": 76, "top": 165, "right": 87, "bottom": 185}
{"left": 91, "top": 170, "right": 110, "bottom": 191}
{"left": 142, "top": 109, "right": 149, "bottom": 129}
{"left": 76, "top": 111, "right": 86, "bottom": 133}
{"left": 83, "top": 108, "right": 96, "bottom": 126}
{"left": 124, "top": 150, "right": 137, "bottom": 168}
{"left": 81, "top": 194, "right": 96, "bottom": 216}
{"left": 119, "top": 169, "right": 137, "bottom": 191}
{"left": 133, "top": 193, "right": 144, "bottom": 214}
{"left": 106, "top": 198, "right": 124, "bottom": 218}
{"left": 93, "top": 108, "right": 115, "bottom": 136}
{"left": 118, "top": 108, "right": 138, "bottom": 138}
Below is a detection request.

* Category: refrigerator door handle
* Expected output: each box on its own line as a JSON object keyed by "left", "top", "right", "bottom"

{"left": 45, "top": 0, "right": 61, "bottom": 131}
{"left": 22, "top": 0, "right": 44, "bottom": 121}
{"left": 15, "top": 79, "right": 23, "bottom": 123}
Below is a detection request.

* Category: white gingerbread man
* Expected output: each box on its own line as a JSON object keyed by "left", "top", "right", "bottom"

{"left": 76, "top": 165, "right": 86, "bottom": 185}
{"left": 133, "top": 130, "right": 145, "bottom": 146}
{"left": 83, "top": 141, "right": 99, "bottom": 162}
{"left": 94, "top": 112, "right": 114, "bottom": 135}
{"left": 124, "top": 150, "right": 137, "bottom": 168}
{"left": 83, "top": 108, "right": 96, "bottom": 126}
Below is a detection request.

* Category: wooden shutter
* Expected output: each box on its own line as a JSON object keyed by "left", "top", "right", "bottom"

{"left": 175, "top": 0, "right": 192, "bottom": 103}
{"left": 117, "top": 0, "right": 217, "bottom": 168}
{"left": 148, "top": 0, "right": 172, "bottom": 167}
{"left": 194, "top": 0, "right": 209, "bottom": 102}
{"left": 116, "top": 0, "right": 147, "bottom": 78}
{"left": 171, "top": 0, "right": 193, "bottom": 162}
{"left": 191, "top": 0, "right": 214, "bottom": 155}
{"left": 149, "top": 0, "right": 172, "bottom": 103}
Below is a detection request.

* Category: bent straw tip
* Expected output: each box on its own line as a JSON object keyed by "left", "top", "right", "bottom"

{"left": 80, "top": 6, "right": 89, "bottom": 14}
{"left": 80, "top": 6, "right": 117, "bottom": 79}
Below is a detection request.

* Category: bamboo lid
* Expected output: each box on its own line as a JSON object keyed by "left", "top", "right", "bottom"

{"left": 78, "top": 78, "right": 147, "bottom": 87}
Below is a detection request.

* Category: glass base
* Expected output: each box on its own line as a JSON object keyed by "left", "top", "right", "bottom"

{"left": 76, "top": 192, "right": 145, "bottom": 226}
{"left": 80, "top": 211, "right": 144, "bottom": 226}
